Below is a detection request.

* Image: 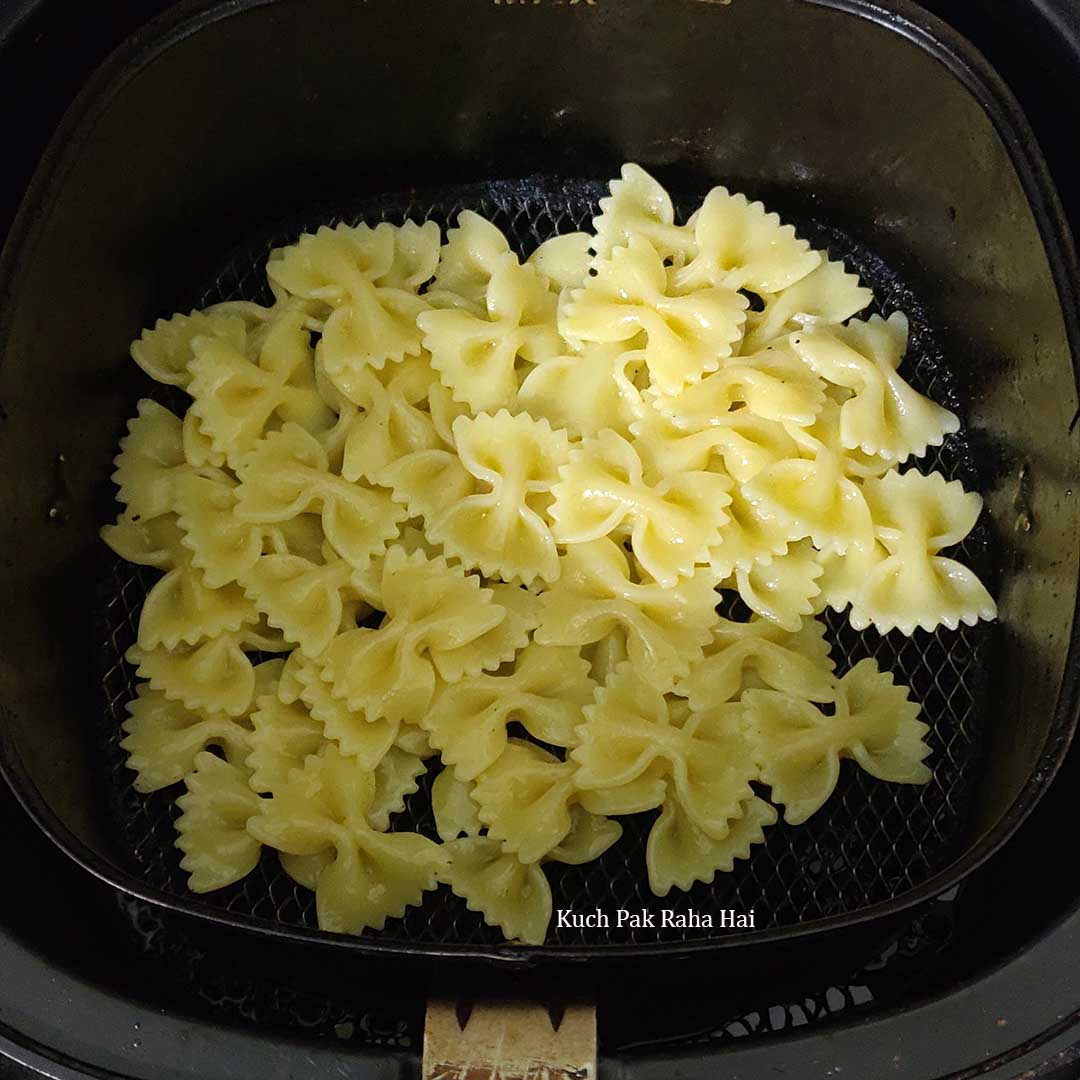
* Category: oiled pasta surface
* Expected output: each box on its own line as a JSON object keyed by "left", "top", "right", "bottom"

{"left": 103, "top": 165, "right": 995, "bottom": 945}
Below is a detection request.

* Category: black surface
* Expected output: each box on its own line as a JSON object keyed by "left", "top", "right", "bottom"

{"left": 1, "top": 0, "right": 1080, "bottom": 1078}
{"left": 4, "top": 0, "right": 1079, "bottom": 975}
{"left": 95, "top": 179, "right": 991, "bottom": 953}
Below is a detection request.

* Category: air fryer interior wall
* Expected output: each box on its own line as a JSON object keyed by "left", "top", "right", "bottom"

{"left": 0, "top": 0, "right": 1078, "bottom": 959}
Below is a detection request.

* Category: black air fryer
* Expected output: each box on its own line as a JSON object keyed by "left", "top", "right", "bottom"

{"left": 1, "top": 1, "right": 1080, "bottom": 1077}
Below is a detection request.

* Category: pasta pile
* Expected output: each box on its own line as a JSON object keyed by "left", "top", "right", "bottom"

{"left": 102, "top": 164, "right": 996, "bottom": 944}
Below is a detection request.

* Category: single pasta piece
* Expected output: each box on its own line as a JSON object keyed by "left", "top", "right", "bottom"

{"left": 421, "top": 643, "right": 594, "bottom": 781}
{"left": 239, "top": 549, "right": 368, "bottom": 659}
{"left": 130, "top": 305, "right": 256, "bottom": 388}
{"left": 590, "top": 162, "right": 694, "bottom": 264}
{"left": 647, "top": 792, "right": 776, "bottom": 897}
{"left": 851, "top": 469, "right": 997, "bottom": 635}
{"left": 744, "top": 658, "right": 931, "bottom": 825}
{"left": 235, "top": 422, "right": 406, "bottom": 569}
{"left": 472, "top": 740, "right": 579, "bottom": 864}
{"left": 561, "top": 234, "right": 747, "bottom": 395}
{"left": 652, "top": 344, "right": 825, "bottom": 429}
{"left": 550, "top": 428, "right": 732, "bottom": 587}
{"left": 573, "top": 664, "right": 759, "bottom": 840}
{"left": 434, "top": 770, "right": 621, "bottom": 945}
{"left": 268, "top": 221, "right": 431, "bottom": 379}
{"left": 319, "top": 546, "right": 507, "bottom": 723}
{"left": 420, "top": 254, "right": 560, "bottom": 413}
{"left": 790, "top": 312, "right": 959, "bottom": 462}
{"left": 732, "top": 539, "right": 824, "bottom": 633}
{"left": 739, "top": 257, "right": 873, "bottom": 354}
{"left": 248, "top": 747, "right": 446, "bottom": 934}
{"left": 187, "top": 306, "right": 335, "bottom": 468}
{"left": 518, "top": 342, "right": 649, "bottom": 439}
{"left": 176, "top": 751, "right": 263, "bottom": 893}
{"left": 676, "top": 616, "right": 835, "bottom": 709}
{"left": 743, "top": 422, "right": 875, "bottom": 556}
{"left": 534, "top": 537, "right": 719, "bottom": 693}
{"left": 424, "top": 411, "right": 570, "bottom": 586}
{"left": 670, "top": 186, "right": 821, "bottom": 295}
{"left": 339, "top": 356, "right": 441, "bottom": 484}
{"left": 122, "top": 682, "right": 253, "bottom": 794}
{"left": 110, "top": 399, "right": 194, "bottom": 524}
{"left": 528, "top": 231, "right": 592, "bottom": 291}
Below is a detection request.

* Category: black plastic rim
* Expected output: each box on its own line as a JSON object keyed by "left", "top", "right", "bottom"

{"left": 1, "top": 0, "right": 1079, "bottom": 967}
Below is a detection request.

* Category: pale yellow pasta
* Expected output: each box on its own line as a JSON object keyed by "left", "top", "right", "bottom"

{"left": 338, "top": 355, "right": 441, "bottom": 484}
{"left": 292, "top": 652, "right": 399, "bottom": 768}
{"left": 518, "top": 342, "right": 649, "bottom": 439}
{"left": 671, "top": 186, "right": 821, "bottom": 295}
{"left": 130, "top": 306, "right": 252, "bottom": 388}
{"left": 550, "top": 428, "right": 732, "bottom": 587}
{"left": 188, "top": 307, "right": 335, "bottom": 468}
{"left": 630, "top": 407, "right": 796, "bottom": 487}
{"left": 246, "top": 684, "right": 323, "bottom": 794}
{"left": 790, "top": 312, "right": 959, "bottom": 461}
{"left": 122, "top": 683, "right": 252, "bottom": 793}
{"left": 173, "top": 471, "right": 264, "bottom": 589}
{"left": 235, "top": 422, "right": 405, "bottom": 568}
{"left": 105, "top": 170, "right": 995, "bottom": 942}
{"left": 743, "top": 423, "right": 875, "bottom": 556}
{"left": 321, "top": 547, "right": 507, "bottom": 722}
{"left": 590, "top": 162, "right": 693, "bottom": 264}
{"left": 676, "top": 616, "right": 835, "bottom": 710}
{"left": 247, "top": 748, "right": 445, "bottom": 933}
{"left": 850, "top": 469, "right": 997, "bottom": 634}
{"left": 267, "top": 222, "right": 430, "bottom": 378}
{"left": 434, "top": 768, "right": 621, "bottom": 944}
{"left": 744, "top": 658, "right": 930, "bottom": 824}
{"left": 420, "top": 254, "right": 559, "bottom": 413}
{"left": 440, "top": 836, "right": 554, "bottom": 946}
{"left": 111, "top": 399, "right": 193, "bottom": 523}
{"left": 561, "top": 235, "right": 747, "bottom": 395}
{"left": 176, "top": 751, "right": 263, "bottom": 893}
{"left": 706, "top": 487, "right": 802, "bottom": 580}
{"left": 421, "top": 643, "right": 594, "bottom": 781}
{"left": 426, "top": 581, "right": 541, "bottom": 684}
{"left": 104, "top": 509, "right": 258, "bottom": 652}
{"left": 368, "top": 745, "right": 428, "bottom": 832}
{"left": 425, "top": 411, "right": 569, "bottom": 585}
{"left": 732, "top": 539, "right": 824, "bottom": 632}
{"left": 528, "top": 231, "right": 592, "bottom": 291}
{"left": 472, "top": 740, "right": 578, "bottom": 864}
{"left": 535, "top": 538, "right": 719, "bottom": 693}
{"left": 431, "top": 768, "right": 484, "bottom": 842}
{"left": 653, "top": 343, "right": 825, "bottom": 428}
{"left": 378, "top": 446, "right": 475, "bottom": 521}
{"left": 739, "top": 257, "right": 873, "bottom": 354}
{"left": 573, "top": 664, "right": 758, "bottom": 839}
{"left": 647, "top": 793, "right": 776, "bottom": 898}
{"left": 429, "top": 210, "right": 511, "bottom": 309}
{"left": 126, "top": 618, "right": 288, "bottom": 718}
{"left": 239, "top": 549, "right": 367, "bottom": 659}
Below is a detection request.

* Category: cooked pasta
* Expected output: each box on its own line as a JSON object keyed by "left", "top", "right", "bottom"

{"left": 102, "top": 163, "right": 995, "bottom": 946}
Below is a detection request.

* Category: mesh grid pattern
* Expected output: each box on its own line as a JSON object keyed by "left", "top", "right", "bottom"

{"left": 94, "top": 178, "right": 995, "bottom": 952}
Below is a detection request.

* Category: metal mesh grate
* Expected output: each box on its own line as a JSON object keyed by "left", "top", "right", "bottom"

{"left": 94, "top": 178, "right": 995, "bottom": 951}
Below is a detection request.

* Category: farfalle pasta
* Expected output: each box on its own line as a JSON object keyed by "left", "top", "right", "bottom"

{"left": 426, "top": 411, "right": 569, "bottom": 586}
{"left": 103, "top": 164, "right": 995, "bottom": 945}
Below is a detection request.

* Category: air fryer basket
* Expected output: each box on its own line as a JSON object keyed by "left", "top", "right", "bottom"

{"left": 96, "top": 178, "right": 995, "bottom": 950}
{"left": 2, "top": 0, "right": 1079, "bottom": 965}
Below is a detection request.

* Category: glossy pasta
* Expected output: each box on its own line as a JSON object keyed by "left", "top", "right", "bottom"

{"left": 103, "top": 163, "right": 995, "bottom": 945}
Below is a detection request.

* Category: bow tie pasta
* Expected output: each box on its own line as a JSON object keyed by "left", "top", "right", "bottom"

{"left": 103, "top": 163, "right": 995, "bottom": 945}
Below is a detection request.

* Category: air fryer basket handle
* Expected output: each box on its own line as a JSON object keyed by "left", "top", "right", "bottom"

{"left": 423, "top": 997, "right": 596, "bottom": 1079}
